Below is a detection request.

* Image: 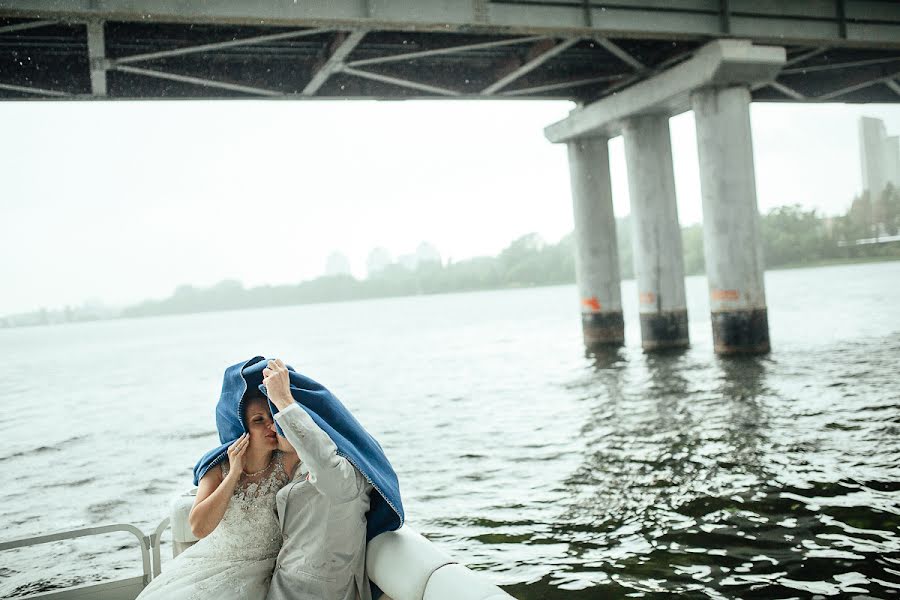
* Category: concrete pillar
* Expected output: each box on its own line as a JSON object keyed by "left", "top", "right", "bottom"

{"left": 566, "top": 137, "right": 624, "bottom": 347}
{"left": 691, "top": 86, "right": 770, "bottom": 354}
{"left": 622, "top": 114, "right": 689, "bottom": 351}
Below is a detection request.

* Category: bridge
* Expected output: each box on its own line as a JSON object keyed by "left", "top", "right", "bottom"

{"left": 2, "top": 1, "right": 899, "bottom": 354}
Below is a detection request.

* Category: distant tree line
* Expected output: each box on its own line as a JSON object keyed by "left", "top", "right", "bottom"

{"left": 119, "top": 188, "right": 899, "bottom": 320}
{"left": 3, "top": 192, "right": 899, "bottom": 327}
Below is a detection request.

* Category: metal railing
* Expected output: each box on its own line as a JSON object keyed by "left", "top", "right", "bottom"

{"left": 149, "top": 517, "right": 171, "bottom": 578}
{"left": 0, "top": 521, "right": 166, "bottom": 599}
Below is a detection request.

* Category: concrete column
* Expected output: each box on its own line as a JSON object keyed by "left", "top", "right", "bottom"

{"left": 691, "top": 86, "right": 770, "bottom": 354}
{"left": 622, "top": 114, "right": 689, "bottom": 351}
{"left": 566, "top": 137, "right": 624, "bottom": 347}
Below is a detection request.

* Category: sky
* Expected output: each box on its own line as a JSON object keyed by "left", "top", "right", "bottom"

{"left": 1, "top": 99, "right": 899, "bottom": 316}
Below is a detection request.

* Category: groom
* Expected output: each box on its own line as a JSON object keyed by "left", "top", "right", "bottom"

{"left": 260, "top": 358, "right": 403, "bottom": 600}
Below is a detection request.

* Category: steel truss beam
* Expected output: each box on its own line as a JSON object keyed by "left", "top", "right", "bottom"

{"left": 782, "top": 55, "right": 900, "bottom": 76}
{"left": 593, "top": 37, "right": 646, "bottom": 71}
{"left": 886, "top": 78, "right": 900, "bottom": 97}
{"left": 784, "top": 46, "right": 828, "bottom": 67}
{"left": 482, "top": 38, "right": 579, "bottom": 95}
{"left": 303, "top": 31, "right": 366, "bottom": 96}
{"left": 500, "top": 73, "right": 625, "bottom": 97}
{"left": 344, "top": 35, "right": 547, "bottom": 68}
{"left": 816, "top": 69, "right": 900, "bottom": 100}
{"left": 0, "top": 20, "right": 56, "bottom": 34}
{"left": 339, "top": 66, "right": 460, "bottom": 96}
{"left": 112, "top": 28, "right": 331, "bottom": 65}
{"left": 112, "top": 64, "right": 281, "bottom": 96}
{"left": 592, "top": 48, "right": 696, "bottom": 102}
{"left": 768, "top": 81, "right": 805, "bottom": 100}
{"left": 0, "top": 82, "right": 71, "bottom": 97}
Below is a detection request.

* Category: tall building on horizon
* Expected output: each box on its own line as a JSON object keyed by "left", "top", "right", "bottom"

{"left": 859, "top": 116, "right": 900, "bottom": 199}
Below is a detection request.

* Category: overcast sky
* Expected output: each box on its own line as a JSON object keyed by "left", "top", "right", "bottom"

{"left": 1, "top": 99, "right": 899, "bottom": 316}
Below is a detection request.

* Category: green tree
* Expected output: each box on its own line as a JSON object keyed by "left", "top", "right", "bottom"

{"left": 760, "top": 205, "right": 825, "bottom": 267}
{"left": 681, "top": 224, "right": 705, "bottom": 275}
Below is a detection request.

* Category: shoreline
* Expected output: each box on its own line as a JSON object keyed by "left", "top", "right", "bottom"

{"left": 3, "top": 255, "right": 899, "bottom": 329}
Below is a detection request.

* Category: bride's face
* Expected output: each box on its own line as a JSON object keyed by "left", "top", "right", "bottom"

{"left": 244, "top": 398, "right": 278, "bottom": 451}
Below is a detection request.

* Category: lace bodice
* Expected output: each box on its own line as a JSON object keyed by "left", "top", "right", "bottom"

{"left": 199, "top": 451, "right": 290, "bottom": 562}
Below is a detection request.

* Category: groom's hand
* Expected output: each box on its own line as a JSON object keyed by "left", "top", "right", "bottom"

{"left": 262, "top": 358, "right": 293, "bottom": 411}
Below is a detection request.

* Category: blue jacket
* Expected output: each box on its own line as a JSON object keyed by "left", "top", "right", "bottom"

{"left": 193, "top": 356, "right": 405, "bottom": 544}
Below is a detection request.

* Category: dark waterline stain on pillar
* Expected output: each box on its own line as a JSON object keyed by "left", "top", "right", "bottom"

{"left": 640, "top": 309, "right": 689, "bottom": 351}
{"left": 712, "top": 308, "right": 770, "bottom": 354}
{"left": 582, "top": 311, "right": 624, "bottom": 347}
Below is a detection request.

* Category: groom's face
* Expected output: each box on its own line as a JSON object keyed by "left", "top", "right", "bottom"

{"left": 271, "top": 424, "right": 294, "bottom": 454}
{"left": 245, "top": 398, "right": 278, "bottom": 451}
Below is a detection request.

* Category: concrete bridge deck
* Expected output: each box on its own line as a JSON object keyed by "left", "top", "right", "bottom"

{"left": 0, "top": 0, "right": 898, "bottom": 103}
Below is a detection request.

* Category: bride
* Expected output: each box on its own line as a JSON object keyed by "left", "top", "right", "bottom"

{"left": 137, "top": 389, "right": 298, "bottom": 600}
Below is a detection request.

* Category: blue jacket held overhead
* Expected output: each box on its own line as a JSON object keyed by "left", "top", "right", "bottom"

{"left": 192, "top": 356, "right": 404, "bottom": 543}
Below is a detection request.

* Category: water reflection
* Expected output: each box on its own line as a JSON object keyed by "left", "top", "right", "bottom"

{"left": 518, "top": 347, "right": 900, "bottom": 599}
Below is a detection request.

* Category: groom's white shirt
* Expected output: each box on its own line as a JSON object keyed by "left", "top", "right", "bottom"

{"left": 267, "top": 403, "right": 374, "bottom": 600}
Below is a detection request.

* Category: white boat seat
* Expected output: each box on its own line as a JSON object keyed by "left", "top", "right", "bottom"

{"left": 169, "top": 490, "right": 514, "bottom": 600}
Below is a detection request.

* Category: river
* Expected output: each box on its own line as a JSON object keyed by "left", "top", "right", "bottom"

{"left": 1, "top": 261, "right": 898, "bottom": 598}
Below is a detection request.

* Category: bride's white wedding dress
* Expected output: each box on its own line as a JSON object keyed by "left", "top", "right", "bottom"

{"left": 138, "top": 452, "right": 291, "bottom": 600}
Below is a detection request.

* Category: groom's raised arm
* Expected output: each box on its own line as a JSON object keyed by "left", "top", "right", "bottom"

{"left": 274, "top": 403, "right": 363, "bottom": 502}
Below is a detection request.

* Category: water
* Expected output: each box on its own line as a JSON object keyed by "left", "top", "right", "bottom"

{"left": 1, "top": 261, "right": 899, "bottom": 599}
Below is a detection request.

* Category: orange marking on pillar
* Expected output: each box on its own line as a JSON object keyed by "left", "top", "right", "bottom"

{"left": 711, "top": 289, "right": 740, "bottom": 301}
{"left": 639, "top": 292, "right": 657, "bottom": 305}
{"left": 582, "top": 296, "right": 601, "bottom": 312}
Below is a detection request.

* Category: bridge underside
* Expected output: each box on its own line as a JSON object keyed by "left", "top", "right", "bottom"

{"left": 1, "top": 15, "right": 898, "bottom": 103}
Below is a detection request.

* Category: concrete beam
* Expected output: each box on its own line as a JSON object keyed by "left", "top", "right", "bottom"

{"left": 544, "top": 39, "right": 786, "bottom": 143}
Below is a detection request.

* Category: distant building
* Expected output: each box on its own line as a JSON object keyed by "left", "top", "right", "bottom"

{"left": 395, "top": 242, "right": 442, "bottom": 271}
{"left": 325, "top": 251, "right": 352, "bottom": 277}
{"left": 859, "top": 116, "right": 900, "bottom": 198}
{"left": 366, "top": 247, "right": 393, "bottom": 277}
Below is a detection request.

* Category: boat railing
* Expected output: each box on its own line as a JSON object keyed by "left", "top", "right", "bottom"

{"left": 1, "top": 512, "right": 516, "bottom": 600}
{"left": 149, "top": 517, "right": 171, "bottom": 578}
{"left": 0, "top": 523, "right": 154, "bottom": 600}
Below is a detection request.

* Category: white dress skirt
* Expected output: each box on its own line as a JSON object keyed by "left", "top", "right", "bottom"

{"left": 137, "top": 453, "right": 289, "bottom": 600}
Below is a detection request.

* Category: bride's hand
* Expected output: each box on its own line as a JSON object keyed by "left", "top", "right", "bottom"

{"left": 262, "top": 358, "right": 293, "bottom": 410}
{"left": 226, "top": 433, "right": 249, "bottom": 477}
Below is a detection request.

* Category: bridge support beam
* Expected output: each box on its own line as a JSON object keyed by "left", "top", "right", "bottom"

{"left": 622, "top": 114, "right": 689, "bottom": 351}
{"left": 692, "top": 86, "right": 770, "bottom": 354}
{"left": 567, "top": 137, "right": 624, "bottom": 348}
{"left": 548, "top": 40, "right": 783, "bottom": 354}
